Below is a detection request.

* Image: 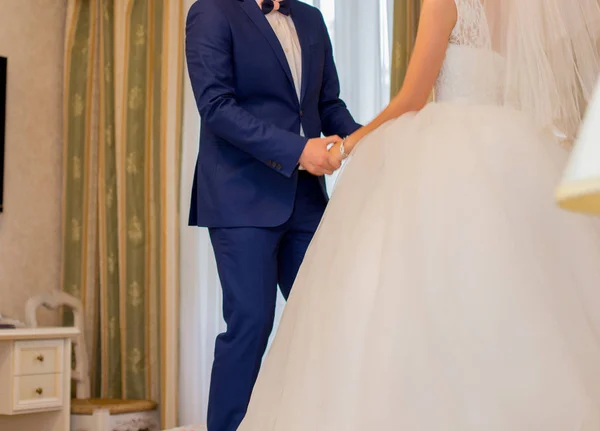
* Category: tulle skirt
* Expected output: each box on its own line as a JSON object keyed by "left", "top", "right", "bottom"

{"left": 238, "top": 103, "right": 600, "bottom": 430}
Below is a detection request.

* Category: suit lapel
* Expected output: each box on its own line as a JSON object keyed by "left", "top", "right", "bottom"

{"left": 291, "top": 3, "right": 311, "bottom": 105}
{"left": 239, "top": 0, "right": 295, "bottom": 93}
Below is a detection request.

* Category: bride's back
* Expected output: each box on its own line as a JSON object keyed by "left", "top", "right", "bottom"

{"left": 434, "top": 0, "right": 504, "bottom": 106}
{"left": 434, "top": 0, "right": 600, "bottom": 137}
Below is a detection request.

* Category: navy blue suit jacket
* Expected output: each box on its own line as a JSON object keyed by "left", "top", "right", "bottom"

{"left": 186, "top": 0, "right": 360, "bottom": 228}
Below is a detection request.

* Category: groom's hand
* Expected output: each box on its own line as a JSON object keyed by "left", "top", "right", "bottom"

{"left": 299, "top": 136, "right": 342, "bottom": 176}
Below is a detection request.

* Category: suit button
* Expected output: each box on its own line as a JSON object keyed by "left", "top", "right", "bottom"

{"left": 299, "top": 110, "right": 304, "bottom": 117}
{"left": 276, "top": 163, "right": 282, "bottom": 170}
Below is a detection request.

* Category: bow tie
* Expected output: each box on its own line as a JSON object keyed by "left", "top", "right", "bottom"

{"left": 261, "top": 0, "right": 291, "bottom": 16}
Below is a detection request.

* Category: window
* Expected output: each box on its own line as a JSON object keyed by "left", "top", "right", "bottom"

{"left": 303, "top": 0, "right": 393, "bottom": 123}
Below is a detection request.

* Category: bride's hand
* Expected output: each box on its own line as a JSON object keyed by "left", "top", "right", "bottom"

{"left": 327, "top": 141, "right": 345, "bottom": 169}
{"left": 328, "top": 134, "right": 359, "bottom": 165}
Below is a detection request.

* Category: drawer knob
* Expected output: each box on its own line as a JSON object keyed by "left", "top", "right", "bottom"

{"left": 35, "top": 387, "right": 43, "bottom": 395}
{"left": 36, "top": 354, "right": 45, "bottom": 362}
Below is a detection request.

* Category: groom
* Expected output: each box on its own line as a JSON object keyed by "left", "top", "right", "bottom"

{"left": 186, "top": 0, "right": 360, "bottom": 429}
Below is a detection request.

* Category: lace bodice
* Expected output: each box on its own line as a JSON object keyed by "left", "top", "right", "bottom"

{"left": 448, "top": 0, "right": 490, "bottom": 49}
{"left": 434, "top": 0, "right": 504, "bottom": 105}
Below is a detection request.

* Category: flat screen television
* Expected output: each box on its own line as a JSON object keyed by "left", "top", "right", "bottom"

{"left": 0, "top": 56, "right": 5, "bottom": 213}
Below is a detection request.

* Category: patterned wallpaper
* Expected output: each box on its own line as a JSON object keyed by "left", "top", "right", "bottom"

{"left": 0, "top": 0, "right": 67, "bottom": 325}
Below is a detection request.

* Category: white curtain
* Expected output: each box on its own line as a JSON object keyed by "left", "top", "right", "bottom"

{"left": 179, "top": 0, "right": 392, "bottom": 426}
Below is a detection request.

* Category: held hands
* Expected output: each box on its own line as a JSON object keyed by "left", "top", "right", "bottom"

{"left": 327, "top": 140, "right": 345, "bottom": 168}
{"left": 299, "top": 135, "right": 358, "bottom": 176}
{"left": 299, "top": 135, "right": 342, "bottom": 176}
{"left": 327, "top": 134, "right": 357, "bottom": 168}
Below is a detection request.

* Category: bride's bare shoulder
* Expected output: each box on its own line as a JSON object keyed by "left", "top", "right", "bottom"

{"left": 420, "top": 0, "right": 458, "bottom": 30}
{"left": 422, "top": 0, "right": 458, "bottom": 12}
{"left": 422, "top": 0, "right": 457, "bottom": 8}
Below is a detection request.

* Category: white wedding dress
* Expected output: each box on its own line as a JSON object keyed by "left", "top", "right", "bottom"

{"left": 238, "top": 0, "right": 600, "bottom": 429}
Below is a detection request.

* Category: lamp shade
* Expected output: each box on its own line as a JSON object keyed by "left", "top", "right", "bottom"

{"left": 556, "top": 79, "right": 600, "bottom": 214}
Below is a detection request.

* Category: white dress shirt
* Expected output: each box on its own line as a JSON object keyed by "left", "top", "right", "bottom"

{"left": 256, "top": 1, "right": 306, "bottom": 169}
{"left": 261, "top": 4, "right": 303, "bottom": 102}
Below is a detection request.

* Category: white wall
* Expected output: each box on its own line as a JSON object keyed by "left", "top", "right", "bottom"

{"left": 0, "top": 0, "right": 67, "bottom": 324}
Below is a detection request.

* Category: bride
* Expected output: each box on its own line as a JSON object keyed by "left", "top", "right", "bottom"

{"left": 238, "top": 0, "right": 600, "bottom": 429}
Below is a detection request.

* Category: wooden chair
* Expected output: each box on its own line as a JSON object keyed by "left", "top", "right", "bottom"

{"left": 25, "top": 291, "right": 160, "bottom": 431}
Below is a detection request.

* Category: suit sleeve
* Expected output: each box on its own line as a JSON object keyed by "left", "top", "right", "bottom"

{"left": 317, "top": 10, "right": 362, "bottom": 138}
{"left": 185, "top": 1, "right": 307, "bottom": 177}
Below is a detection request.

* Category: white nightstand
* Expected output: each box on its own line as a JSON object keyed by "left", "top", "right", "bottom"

{"left": 0, "top": 327, "right": 78, "bottom": 431}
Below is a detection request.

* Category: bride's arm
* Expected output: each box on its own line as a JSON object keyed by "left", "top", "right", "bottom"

{"left": 331, "top": 0, "right": 458, "bottom": 158}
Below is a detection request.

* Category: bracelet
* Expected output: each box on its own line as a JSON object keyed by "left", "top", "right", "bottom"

{"left": 339, "top": 137, "right": 350, "bottom": 158}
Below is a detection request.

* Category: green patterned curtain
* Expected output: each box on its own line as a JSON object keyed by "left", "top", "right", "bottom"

{"left": 390, "top": 0, "right": 421, "bottom": 97}
{"left": 61, "top": 0, "right": 182, "bottom": 423}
